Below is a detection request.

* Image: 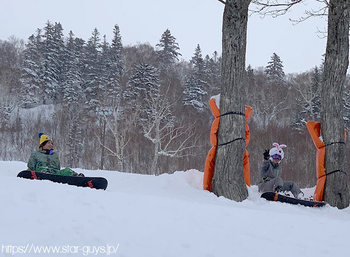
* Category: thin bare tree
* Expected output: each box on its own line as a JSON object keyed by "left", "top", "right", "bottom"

{"left": 96, "top": 104, "right": 136, "bottom": 172}
{"left": 142, "top": 93, "right": 199, "bottom": 175}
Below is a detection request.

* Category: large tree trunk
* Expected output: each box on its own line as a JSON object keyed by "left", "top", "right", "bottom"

{"left": 211, "top": 0, "right": 251, "bottom": 201}
{"left": 321, "top": 0, "right": 350, "bottom": 209}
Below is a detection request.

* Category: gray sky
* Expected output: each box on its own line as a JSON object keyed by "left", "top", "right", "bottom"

{"left": 1, "top": 0, "right": 327, "bottom": 74}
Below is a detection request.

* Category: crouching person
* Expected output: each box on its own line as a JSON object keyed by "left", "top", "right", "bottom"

{"left": 258, "top": 142, "right": 303, "bottom": 199}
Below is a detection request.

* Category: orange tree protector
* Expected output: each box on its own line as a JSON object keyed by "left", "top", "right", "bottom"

{"left": 306, "top": 121, "right": 326, "bottom": 201}
{"left": 203, "top": 95, "right": 252, "bottom": 191}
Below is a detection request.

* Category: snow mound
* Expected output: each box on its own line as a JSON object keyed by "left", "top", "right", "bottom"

{"left": 1, "top": 161, "right": 350, "bottom": 257}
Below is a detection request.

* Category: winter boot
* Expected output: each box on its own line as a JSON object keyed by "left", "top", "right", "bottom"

{"left": 297, "top": 192, "right": 305, "bottom": 200}
{"left": 274, "top": 186, "right": 283, "bottom": 193}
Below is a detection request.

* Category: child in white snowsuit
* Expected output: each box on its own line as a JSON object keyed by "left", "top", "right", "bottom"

{"left": 258, "top": 143, "right": 304, "bottom": 199}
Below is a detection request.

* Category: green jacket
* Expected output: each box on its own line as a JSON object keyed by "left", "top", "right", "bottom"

{"left": 27, "top": 150, "right": 75, "bottom": 176}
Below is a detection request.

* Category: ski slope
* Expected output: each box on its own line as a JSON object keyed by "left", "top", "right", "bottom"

{"left": 1, "top": 161, "right": 350, "bottom": 257}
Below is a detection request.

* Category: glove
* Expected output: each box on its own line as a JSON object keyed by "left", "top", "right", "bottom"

{"left": 263, "top": 149, "right": 270, "bottom": 160}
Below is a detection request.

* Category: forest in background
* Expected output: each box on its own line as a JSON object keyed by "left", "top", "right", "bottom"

{"left": 1, "top": 21, "right": 350, "bottom": 187}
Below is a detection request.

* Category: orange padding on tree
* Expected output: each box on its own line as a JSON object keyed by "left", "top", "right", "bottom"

{"left": 203, "top": 97, "right": 252, "bottom": 191}
{"left": 306, "top": 121, "right": 326, "bottom": 202}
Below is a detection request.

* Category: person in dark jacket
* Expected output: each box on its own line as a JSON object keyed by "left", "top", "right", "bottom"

{"left": 27, "top": 133, "right": 83, "bottom": 176}
{"left": 258, "top": 142, "right": 303, "bottom": 199}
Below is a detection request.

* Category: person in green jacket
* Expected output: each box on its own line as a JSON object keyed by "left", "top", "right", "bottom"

{"left": 27, "top": 133, "right": 84, "bottom": 177}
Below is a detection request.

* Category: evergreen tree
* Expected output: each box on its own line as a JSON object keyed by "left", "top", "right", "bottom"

{"left": 191, "top": 44, "right": 205, "bottom": 76}
{"left": 109, "top": 24, "right": 124, "bottom": 104}
{"left": 182, "top": 45, "right": 208, "bottom": 112}
{"left": 182, "top": 75, "right": 207, "bottom": 112}
{"left": 21, "top": 31, "right": 43, "bottom": 106}
{"left": 265, "top": 52, "right": 285, "bottom": 84}
{"left": 125, "top": 63, "right": 160, "bottom": 119}
{"left": 62, "top": 31, "right": 85, "bottom": 167}
{"left": 126, "top": 63, "right": 160, "bottom": 98}
{"left": 99, "top": 35, "right": 112, "bottom": 103}
{"left": 204, "top": 51, "right": 221, "bottom": 94}
{"left": 245, "top": 65, "right": 255, "bottom": 97}
{"left": 156, "top": 29, "right": 181, "bottom": 71}
{"left": 42, "top": 21, "right": 65, "bottom": 101}
{"left": 83, "top": 28, "right": 101, "bottom": 110}
{"left": 63, "top": 31, "right": 84, "bottom": 106}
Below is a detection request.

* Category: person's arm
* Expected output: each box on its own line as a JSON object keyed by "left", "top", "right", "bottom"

{"left": 27, "top": 152, "right": 37, "bottom": 171}
{"left": 259, "top": 150, "right": 271, "bottom": 181}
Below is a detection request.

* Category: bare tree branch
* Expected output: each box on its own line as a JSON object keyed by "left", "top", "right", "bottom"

{"left": 251, "top": 0, "right": 304, "bottom": 17}
{"left": 251, "top": 0, "right": 329, "bottom": 20}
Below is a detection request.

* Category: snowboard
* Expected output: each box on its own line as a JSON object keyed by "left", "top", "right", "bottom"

{"left": 17, "top": 170, "right": 108, "bottom": 190}
{"left": 261, "top": 192, "right": 326, "bottom": 207}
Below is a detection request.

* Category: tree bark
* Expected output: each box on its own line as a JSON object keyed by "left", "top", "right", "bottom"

{"left": 211, "top": 0, "right": 251, "bottom": 201}
{"left": 321, "top": 0, "right": 350, "bottom": 209}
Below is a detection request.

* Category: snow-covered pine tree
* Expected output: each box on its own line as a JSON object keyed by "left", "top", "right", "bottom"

{"left": 99, "top": 35, "right": 112, "bottom": 104}
{"left": 42, "top": 21, "right": 65, "bottom": 102}
{"left": 108, "top": 24, "right": 124, "bottom": 104}
{"left": 125, "top": 63, "right": 160, "bottom": 116}
{"left": 245, "top": 65, "right": 255, "bottom": 98}
{"left": 182, "top": 45, "right": 208, "bottom": 112}
{"left": 246, "top": 65, "right": 255, "bottom": 85}
{"left": 63, "top": 31, "right": 84, "bottom": 106}
{"left": 83, "top": 28, "right": 101, "bottom": 111}
{"left": 20, "top": 31, "right": 43, "bottom": 106}
{"left": 265, "top": 52, "right": 285, "bottom": 84}
{"left": 182, "top": 75, "right": 207, "bottom": 112}
{"left": 61, "top": 31, "right": 84, "bottom": 168}
{"left": 204, "top": 51, "right": 221, "bottom": 94}
{"left": 191, "top": 44, "right": 205, "bottom": 76}
{"left": 156, "top": 29, "right": 181, "bottom": 71}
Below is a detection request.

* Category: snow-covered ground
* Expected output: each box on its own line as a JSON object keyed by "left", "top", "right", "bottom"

{"left": 1, "top": 161, "right": 350, "bottom": 257}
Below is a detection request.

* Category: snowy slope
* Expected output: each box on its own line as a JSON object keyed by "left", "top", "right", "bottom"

{"left": 1, "top": 161, "right": 350, "bottom": 257}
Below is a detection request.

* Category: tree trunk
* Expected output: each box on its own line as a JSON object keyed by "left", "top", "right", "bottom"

{"left": 211, "top": 0, "right": 251, "bottom": 201}
{"left": 100, "top": 119, "right": 106, "bottom": 170}
{"left": 152, "top": 120, "right": 160, "bottom": 175}
{"left": 321, "top": 0, "right": 350, "bottom": 209}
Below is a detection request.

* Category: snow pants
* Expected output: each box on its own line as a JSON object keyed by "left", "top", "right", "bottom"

{"left": 258, "top": 177, "right": 302, "bottom": 198}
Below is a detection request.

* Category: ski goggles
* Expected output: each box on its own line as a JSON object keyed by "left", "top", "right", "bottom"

{"left": 271, "top": 154, "right": 282, "bottom": 160}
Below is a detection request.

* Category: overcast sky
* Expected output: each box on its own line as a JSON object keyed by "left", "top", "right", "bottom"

{"left": 1, "top": 0, "right": 328, "bottom": 74}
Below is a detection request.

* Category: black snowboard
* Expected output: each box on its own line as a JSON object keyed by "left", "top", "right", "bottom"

{"left": 17, "top": 170, "right": 108, "bottom": 190}
{"left": 261, "top": 192, "right": 326, "bottom": 207}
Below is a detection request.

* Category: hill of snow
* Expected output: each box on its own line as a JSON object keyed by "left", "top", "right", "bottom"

{"left": 1, "top": 161, "right": 350, "bottom": 257}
